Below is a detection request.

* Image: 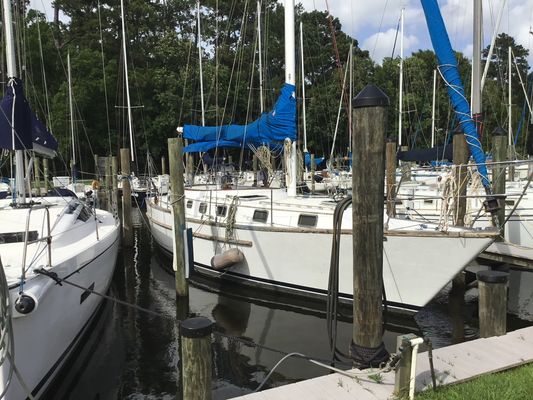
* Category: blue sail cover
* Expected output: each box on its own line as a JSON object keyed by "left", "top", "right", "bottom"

{"left": 420, "top": 0, "right": 490, "bottom": 189}
{"left": 0, "top": 78, "right": 57, "bottom": 155}
{"left": 304, "top": 152, "right": 326, "bottom": 168}
{"left": 183, "top": 83, "right": 297, "bottom": 153}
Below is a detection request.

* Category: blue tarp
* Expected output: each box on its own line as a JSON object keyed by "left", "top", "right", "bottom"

{"left": 421, "top": 0, "right": 491, "bottom": 189}
{"left": 183, "top": 83, "right": 297, "bottom": 153}
{"left": 304, "top": 152, "right": 326, "bottom": 168}
{"left": 0, "top": 78, "right": 57, "bottom": 153}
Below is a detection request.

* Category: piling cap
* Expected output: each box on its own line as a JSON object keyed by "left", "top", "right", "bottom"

{"left": 180, "top": 317, "right": 214, "bottom": 338}
{"left": 453, "top": 125, "right": 464, "bottom": 135}
{"left": 353, "top": 84, "right": 389, "bottom": 108}
{"left": 492, "top": 127, "right": 507, "bottom": 137}
{"left": 477, "top": 270, "right": 509, "bottom": 284}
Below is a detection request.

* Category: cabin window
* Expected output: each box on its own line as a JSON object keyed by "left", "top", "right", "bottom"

{"left": 253, "top": 209, "right": 269, "bottom": 223}
{"left": 216, "top": 205, "right": 227, "bottom": 217}
{"left": 298, "top": 214, "right": 317, "bottom": 227}
{"left": 423, "top": 199, "right": 433, "bottom": 204}
{"left": 186, "top": 200, "right": 193, "bottom": 209}
{"left": 0, "top": 231, "right": 38, "bottom": 244}
{"left": 505, "top": 200, "right": 515, "bottom": 206}
{"left": 77, "top": 206, "right": 92, "bottom": 222}
{"left": 199, "top": 202, "right": 207, "bottom": 214}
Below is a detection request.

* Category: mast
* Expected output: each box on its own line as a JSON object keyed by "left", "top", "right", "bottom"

{"left": 508, "top": 46, "right": 512, "bottom": 147}
{"left": 197, "top": 0, "right": 205, "bottom": 126}
{"left": 3, "top": 0, "right": 25, "bottom": 203}
{"left": 471, "top": 0, "right": 482, "bottom": 117}
{"left": 398, "top": 8, "right": 404, "bottom": 147}
{"left": 431, "top": 69, "right": 437, "bottom": 148}
{"left": 68, "top": 52, "right": 76, "bottom": 182}
{"left": 257, "top": 0, "right": 264, "bottom": 113}
{"left": 285, "top": 0, "right": 297, "bottom": 197}
{"left": 300, "top": 21, "right": 307, "bottom": 153}
{"left": 120, "top": 0, "right": 135, "bottom": 161}
{"left": 348, "top": 41, "right": 353, "bottom": 154}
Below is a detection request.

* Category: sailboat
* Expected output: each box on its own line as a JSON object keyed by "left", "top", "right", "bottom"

{"left": 0, "top": 0, "right": 120, "bottom": 397}
{"left": 147, "top": 0, "right": 498, "bottom": 311}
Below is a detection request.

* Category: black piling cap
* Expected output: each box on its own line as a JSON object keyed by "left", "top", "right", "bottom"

{"left": 477, "top": 270, "right": 509, "bottom": 284}
{"left": 492, "top": 127, "right": 507, "bottom": 137}
{"left": 180, "top": 317, "right": 214, "bottom": 338}
{"left": 386, "top": 136, "right": 397, "bottom": 143}
{"left": 353, "top": 84, "right": 389, "bottom": 108}
{"left": 453, "top": 125, "right": 463, "bottom": 135}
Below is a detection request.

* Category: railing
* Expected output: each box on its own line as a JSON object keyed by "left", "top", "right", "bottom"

{"left": 21, "top": 205, "right": 52, "bottom": 286}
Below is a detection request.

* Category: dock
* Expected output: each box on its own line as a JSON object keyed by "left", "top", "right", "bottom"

{"left": 233, "top": 326, "right": 533, "bottom": 399}
{"left": 478, "top": 242, "right": 533, "bottom": 269}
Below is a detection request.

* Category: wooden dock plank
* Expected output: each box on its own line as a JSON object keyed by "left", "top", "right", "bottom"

{"left": 234, "top": 326, "right": 533, "bottom": 399}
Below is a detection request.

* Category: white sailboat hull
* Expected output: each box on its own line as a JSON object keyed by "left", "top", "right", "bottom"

{"left": 148, "top": 191, "right": 495, "bottom": 310}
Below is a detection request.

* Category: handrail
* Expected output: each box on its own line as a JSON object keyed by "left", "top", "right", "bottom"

{"left": 21, "top": 206, "right": 52, "bottom": 290}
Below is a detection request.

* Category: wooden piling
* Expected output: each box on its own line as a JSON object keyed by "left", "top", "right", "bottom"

{"left": 252, "top": 155, "right": 258, "bottom": 187}
{"left": 161, "top": 155, "right": 166, "bottom": 175}
{"left": 94, "top": 154, "right": 99, "bottom": 180}
{"left": 453, "top": 129, "right": 469, "bottom": 226}
{"left": 102, "top": 156, "right": 111, "bottom": 211}
{"left": 169, "top": 137, "right": 188, "bottom": 297}
{"left": 112, "top": 156, "right": 118, "bottom": 211}
{"left": 394, "top": 333, "right": 417, "bottom": 397}
{"left": 33, "top": 156, "right": 41, "bottom": 195}
{"left": 492, "top": 127, "right": 507, "bottom": 231}
{"left": 386, "top": 138, "right": 397, "bottom": 217}
{"left": 310, "top": 154, "right": 315, "bottom": 194}
{"left": 186, "top": 152, "right": 194, "bottom": 186}
{"left": 43, "top": 158, "right": 50, "bottom": 192}
{"left": 478, "top": 270, "right": 508, "bottom": 338}
{"left": 180, "top": 317, "right": 213, "bottom": 400}
{"left": 351, "top": 84, "right": 390, "bottom": 368}
{"left": 120, "top": 148, "right": 133, "bottom": 247}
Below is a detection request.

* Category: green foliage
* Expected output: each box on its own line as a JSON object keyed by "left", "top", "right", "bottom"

{"left": 13, "top": 1, "right": 532, "bottom": 174}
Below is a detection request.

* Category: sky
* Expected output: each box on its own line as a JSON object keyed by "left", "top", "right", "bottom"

{"left": 29, "top": 0, "right": 533, "bottom": 67}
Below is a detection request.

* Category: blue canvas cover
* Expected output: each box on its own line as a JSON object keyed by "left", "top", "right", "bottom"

{"left": 304, "top": 152, "right": 325, "bottom": 168}
{"left": 183, "top": 83, "right": 296, "bottom": 153}
{"left": 0, "top": 78, "right": 57, "bottom": 154}
{"left": 421, "top": 0, "right": 490, "bottom": 189}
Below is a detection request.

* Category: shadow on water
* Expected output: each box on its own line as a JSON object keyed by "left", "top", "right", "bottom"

{"left": 44, "top": 209, "right": 533, "bottom": 399}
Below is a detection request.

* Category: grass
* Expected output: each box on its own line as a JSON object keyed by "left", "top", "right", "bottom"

{"left": 412, "top": 363, "right": 533, "bottom": 400}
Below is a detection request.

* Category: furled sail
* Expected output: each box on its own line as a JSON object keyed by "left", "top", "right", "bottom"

{"left": 183, "top": 83, "right": 297, "bottom": 153}
{"left": 0, "top": 78, "right": 58, "bottom": 157}
{"left": 420, "top": 0, "right": 490, "bottom": 189}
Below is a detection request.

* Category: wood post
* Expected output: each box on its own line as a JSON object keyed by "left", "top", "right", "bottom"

{"left": 351, "top": 84, "right": 389, "bottom": 368}
{"left": 94, "top": 154, "right": 99, "bottom": 180}
{"left": 180, "top": 317, "right": 213, "bottom": 400}
{"left": 386, "top": 138, "right": 397, "bottom": 217}
{"left": 162, "top": 155, "right": 166, "bottom": 175}
{"left": 33, "top": 156, "right": 41, "bottom": 195}
{"left": 186, "top": 152, "right": 194, "bottom": 186}
{"left": 492, "top": 127, "right": 507, "bottom": 232}
{"left": 477, "top": 270, "right": 508, "bottom": 338}
{"left": 252, "top": 155, "right": 258, "bottom": 187}
{"left": 394, "top": 333, "right": 417, "bottom": 397}
{"left": 310, "top": 154, "right": 315, "bottom": 194}
{"left": 112, "top": 156, "right": 118, "bottom": 211}
{"left": 169, "top": 137, "right": 188, "bottom": 297}
{"left": 43, "top": 158, "right": 50, "bottom": 191}
{"left": 120, "top": 148, "right": 133, "bottom": 247}
{"left": 507, "top": 145, "right": 515, "bottom": 182}
{"left": 453, "top": 129, "right": 469, "bottom": 226}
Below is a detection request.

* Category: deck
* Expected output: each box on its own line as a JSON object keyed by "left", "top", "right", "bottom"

{"left": 233, "top": 326, "right": 533, "bottom": 399}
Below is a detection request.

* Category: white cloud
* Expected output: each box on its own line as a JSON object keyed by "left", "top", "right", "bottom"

{"left": 361, "top": 28, "right": 420, "bottom": 65}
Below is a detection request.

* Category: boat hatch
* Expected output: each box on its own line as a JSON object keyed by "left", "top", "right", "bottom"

{"left": 0, "top": 231, "right": 38, "bottom": 244}
{"left": 298, "top": 214, "right": 318, "bottom": 228}
{"left": 237, "top": 195, "right": 269, "bottom": 201}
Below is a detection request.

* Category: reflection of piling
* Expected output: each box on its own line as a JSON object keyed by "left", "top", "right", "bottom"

{"left": 121, "top": 148, "right": 133, "bottom": 247}
{"left": 351, "top": 84, "right": 389, "bottom": 368}
{"left": 43, "top": 158, "right": 50, "bottom": 192}
{"left": 386, "top": 138, "right": 397, "bottom": 217}
{"left": 492, "top": 127, "right": 507, "bottom": 233}
{"left": 478, "top": 270, "right": 508, "bottom": 338}
{"left": 180, "top": 317, "right": 213, "bottom": 400}
{"left": 453, "top": 128, "right": 468, "bottom": 226}
{"left": 169, "top": 137, "right": 188, "bottom": 297}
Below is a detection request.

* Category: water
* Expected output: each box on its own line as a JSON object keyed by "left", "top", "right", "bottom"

{"left": 44, "top": 210, "right": 532, "bottom": 399}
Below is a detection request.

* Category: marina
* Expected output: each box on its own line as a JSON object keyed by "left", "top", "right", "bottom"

{"left": 1, "top": 0, "right": 533, "bottom": 398}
